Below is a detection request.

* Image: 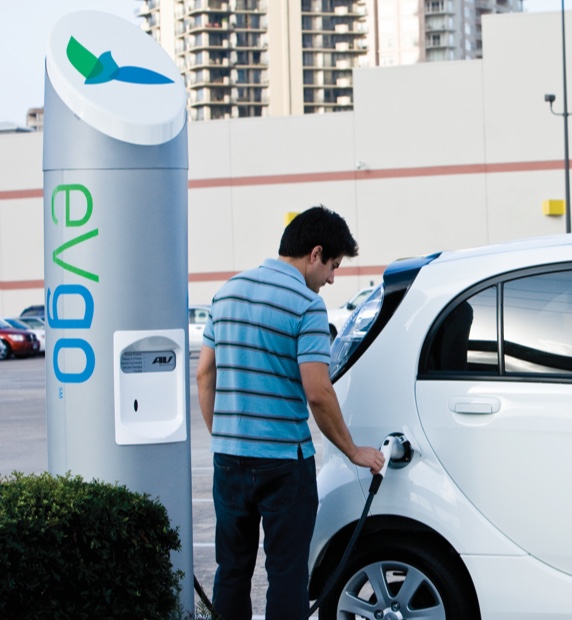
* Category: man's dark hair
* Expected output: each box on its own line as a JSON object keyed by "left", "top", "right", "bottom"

{"left": 278, "top": 205, "right": 358, "bottom": 262}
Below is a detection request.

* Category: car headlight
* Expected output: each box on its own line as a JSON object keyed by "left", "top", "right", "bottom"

{"left": 330, "top": 294, "right": 383, "bottom": 380}
{"left": 11, "top": 335, "right": 25, "bottom": 342}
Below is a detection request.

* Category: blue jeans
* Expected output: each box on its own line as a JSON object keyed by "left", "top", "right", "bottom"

{"left": 212, "top": 451, "right": 318, "bottom": 620}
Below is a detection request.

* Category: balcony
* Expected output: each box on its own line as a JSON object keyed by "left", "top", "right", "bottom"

{"left": 186, "top": 19, "right": 230, "bottom": 33}
{"left": 302, "top": 2, "right": 363, "bottom": 17}
{"left": 425, "top": 19, "right": 454, "bottom": 32}
{"left": 138, "top": 0, "right": 159, "bottom": 16}
{"left": 211, "top": 57, "right": 230, "bottom": 66}
{"left": 186, "top": 36, "right": 231, "bottom": 51}
{"left": 424, "top": 1, "right": 454, "bottom": 15}
{"left": 425, "top": 37, "right": 455, "bottom": 49}
{"left": 186, "top": 0, "right": 230, "bottom": 13}
{"left": 234, "top": 0, "right": 268, "bottom": 12}
{"left": 189, "top": 87, "right": 231, "bottom": 105}
{"left": 143, "top": 13, "right": 160, "bottom": 29}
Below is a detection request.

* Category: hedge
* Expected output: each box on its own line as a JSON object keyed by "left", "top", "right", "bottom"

{"left": 0, "top": 472, "right": 183, "bottom": 620}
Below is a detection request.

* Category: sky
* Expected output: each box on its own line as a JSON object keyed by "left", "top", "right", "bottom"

{"left": 0, "top": 0, "right": 140, "bottom": 125}
{"left": 0, "top": 0, "right": 564, "bottom": 126}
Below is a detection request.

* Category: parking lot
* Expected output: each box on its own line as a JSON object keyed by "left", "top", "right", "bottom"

{"left": 0, "top": 354, "right": 321, "bottom": 619}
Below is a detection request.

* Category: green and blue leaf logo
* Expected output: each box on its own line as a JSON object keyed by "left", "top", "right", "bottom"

{"left": 66, "top": 36, "right": 174, "bottom": 85}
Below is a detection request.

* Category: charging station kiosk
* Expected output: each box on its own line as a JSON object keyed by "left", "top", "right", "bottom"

{"left": 43, "top": 11, "right": 193, "bottom": 611}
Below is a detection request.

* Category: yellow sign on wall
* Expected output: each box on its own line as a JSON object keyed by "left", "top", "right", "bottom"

{"left": 542, "top": 199, "right": 565, "bottom": 216}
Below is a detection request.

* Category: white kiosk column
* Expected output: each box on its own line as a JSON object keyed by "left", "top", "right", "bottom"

{"left": 43, "top": 11, "right": 193, "bottom": 611}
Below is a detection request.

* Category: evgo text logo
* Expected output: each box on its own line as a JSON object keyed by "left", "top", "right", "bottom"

{"left": 48, "top": 184, "right": 98, "bottom": 384}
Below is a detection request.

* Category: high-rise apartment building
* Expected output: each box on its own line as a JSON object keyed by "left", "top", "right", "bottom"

{"left": 366, "top": 0, "right": 522, "bottom": 67}
{"left": 137, "top": 0, "right": 522, "bottom": 121}
{"left": 138, "top": 0, "right": 370, "bottom": 121}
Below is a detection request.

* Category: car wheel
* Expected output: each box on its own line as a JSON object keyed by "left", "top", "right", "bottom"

{"left": 0, "top": 340, "right": 11, "bottom": 360}
{"left": 318, "top": 538, "right": 480, "bottom": 620}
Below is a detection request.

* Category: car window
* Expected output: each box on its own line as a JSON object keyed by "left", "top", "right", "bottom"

{"left": 348, "top": 288, "right": 373, "bottom": 309}
{"left": 425, "top": 287, "right": 498, "bottom": 374}
{"left": 504, "top": 271, "right": 572, "bottom": 375}
{"left": 189, "top": 308, "right": 209, "bottom": 325}
{"left": 7, "top": 319, "right": 29, "bottom": 330}
{"left": 420, "top": 268, "right": 572, "bottom": 380}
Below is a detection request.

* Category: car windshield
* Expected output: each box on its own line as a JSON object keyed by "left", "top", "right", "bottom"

{"left": 0, "top": 318, "right": 13, "bottom": 328}
{"left": 348, "top": 288, "right": 374, "bottom": 308}
{"left": 330, "top": 287, "right": 383, "bottom": 379}
{"left": 21, "top": 318, "right": 44, "bottom": 328}
{"left": 5, "top": 318, "right": 29, "bottom": 330}
{"left": 329, "top": 253, "right": 441, "bottom": 382}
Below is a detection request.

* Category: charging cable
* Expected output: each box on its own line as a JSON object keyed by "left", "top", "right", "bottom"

{"left": 194, "top": 433, "right": 412, "bottom": 620}
{"left": 300, "top": 434, "right": 404, "bottom": 619}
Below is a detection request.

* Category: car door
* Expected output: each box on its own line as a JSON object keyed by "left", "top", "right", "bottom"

{"left": 416, "top": 266, "right": 572, "bottom": 575}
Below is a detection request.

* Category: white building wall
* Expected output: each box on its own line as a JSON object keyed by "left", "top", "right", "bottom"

{"left": 482, "top": 12, "right": 563, "bottom": 165}
{"left": 0, "top": 132, "right": 44, "bottom": 315}
{"left": 0, "top": 11, "right": 570, "bottom": 317}
{"left": 481, "top": 11, "right": 568, "bottom": 242}
{"left": 352, "top": 59, "right": 489, "bottom": 261}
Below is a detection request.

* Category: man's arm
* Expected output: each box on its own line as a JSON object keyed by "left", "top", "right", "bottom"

{"left": 300, "top": 362, "right": 384, "bottom": 474}
{"left": 196, "top": 345, "right": 217, "bottom": 434}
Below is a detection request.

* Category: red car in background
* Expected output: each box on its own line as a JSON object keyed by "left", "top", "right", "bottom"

{"left": 0, "top": 318, "right": 40, "bottom": 360}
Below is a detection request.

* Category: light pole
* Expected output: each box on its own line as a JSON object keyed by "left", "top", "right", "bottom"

{"left": 544, "top": 0, "right": 572, "bottom": 234}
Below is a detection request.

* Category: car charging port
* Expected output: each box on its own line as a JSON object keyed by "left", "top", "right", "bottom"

{"left": 386, "top": 432, "right": 413, "bottom": 469}
{"left": 378, "top": 433, "right": 413, "bottom": 480}
{"left": 369, "top": 433, "right": 413, "bottom": 496}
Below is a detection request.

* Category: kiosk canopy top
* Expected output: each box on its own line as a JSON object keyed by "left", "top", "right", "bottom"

{"left": 47, "top": 11, "right": 186, "bottom": 146}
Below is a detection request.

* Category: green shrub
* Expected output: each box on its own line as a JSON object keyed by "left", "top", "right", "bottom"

{"left": 0, "top": 472, "right": 183, "bottom": 620}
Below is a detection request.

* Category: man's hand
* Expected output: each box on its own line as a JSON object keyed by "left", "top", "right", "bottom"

{"left": 348, "top": 445, "right": 385, "bottom": 475}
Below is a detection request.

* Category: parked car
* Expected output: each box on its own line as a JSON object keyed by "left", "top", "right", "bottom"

{"left": 20, "top": 304, "right": 45, "bottom": 320}
{"left": 0, "top": 318, "right": 40, "bottom": 360}
{"left": 327, "top": 286, "right": 377, "bottom": 342}
{"left": 3, "top": 316, "right": 46, "bottom": 353}
{"left": 188, "top": 305, "right": 210, "bottom": 354}
{"left": 309, "top": 234, "right": 572, "bottom": 619}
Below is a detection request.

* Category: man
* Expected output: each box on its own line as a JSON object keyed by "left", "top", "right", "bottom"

{"left": 196, "top": 206, "right": 384, "bottom": 620}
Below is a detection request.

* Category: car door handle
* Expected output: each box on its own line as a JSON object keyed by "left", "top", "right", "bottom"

{"left": 448, "top": 397, "right": 501, "bottom": 415}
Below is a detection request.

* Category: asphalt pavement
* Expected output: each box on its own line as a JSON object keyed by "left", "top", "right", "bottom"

{"left": 0, "top": 354, "right": 322, "bottom": 619}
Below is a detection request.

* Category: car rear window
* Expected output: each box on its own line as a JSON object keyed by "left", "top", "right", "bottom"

{"left": 419, "top": 265, "right": 572, "bottom": 380}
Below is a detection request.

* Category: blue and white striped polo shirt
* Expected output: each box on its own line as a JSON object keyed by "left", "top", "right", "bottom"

{"left": 202, "top": 258, "right": 331, "bottom": 459}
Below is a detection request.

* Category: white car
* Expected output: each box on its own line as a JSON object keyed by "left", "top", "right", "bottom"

{"left": 327, "top": 286, "right": 376, "bottom": 342}
{"left": 310, "top": 235, "right": 572, "bottom": 619}
{"left": 188, "top": 305, "right": 210, "bottom": 354}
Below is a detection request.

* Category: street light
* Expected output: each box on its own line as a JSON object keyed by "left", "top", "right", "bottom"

{"left": 544, "top": 0, "right": 572, "bottom": 234}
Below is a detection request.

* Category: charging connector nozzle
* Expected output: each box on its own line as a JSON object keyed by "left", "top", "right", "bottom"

{"left": 381, "top": 432, "right": 413, "bottom": 472}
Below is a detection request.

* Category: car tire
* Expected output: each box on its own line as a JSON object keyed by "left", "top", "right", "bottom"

{"left": 318, "top": 537, "right": 480, "bottom": 620}
{"left": 0, "top": 339, "right": 11, "bottom": 360}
